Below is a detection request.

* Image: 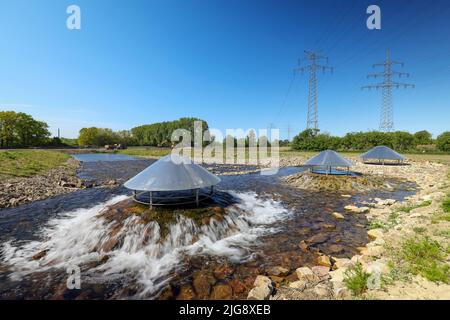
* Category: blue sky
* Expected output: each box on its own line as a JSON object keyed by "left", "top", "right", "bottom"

{"left": 0, "top": 0, "right": 449, "bottom": 139}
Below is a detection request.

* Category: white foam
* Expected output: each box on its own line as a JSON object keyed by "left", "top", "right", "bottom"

{"left": 1, "top": 192, "right": 290, "bottom": 298}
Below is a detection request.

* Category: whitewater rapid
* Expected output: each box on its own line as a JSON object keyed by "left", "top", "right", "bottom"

{"left": 1, "top": 192, "right": 291, "bottom": 298}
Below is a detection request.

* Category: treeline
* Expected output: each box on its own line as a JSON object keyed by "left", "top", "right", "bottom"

{"left": 77, "top": 128, "right": 137, "bottom": 147}
{"left": 77, "top": 118, "right": 209, "bottom": 147}
{"left": 130, "top": 118, "right": 209, "bottom": 147}
{"left": 292, "top": 129, "right": 450, "bottom": 152}
{"left": 0, "top": 111, "right": 54, "bottom": 148}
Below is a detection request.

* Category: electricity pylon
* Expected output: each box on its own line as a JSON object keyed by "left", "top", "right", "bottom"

{"left": 362, "top": 49, "right": 415, "bottom": 132}
{"left": 295, "top": 50, "right": 333, "bottom": 131}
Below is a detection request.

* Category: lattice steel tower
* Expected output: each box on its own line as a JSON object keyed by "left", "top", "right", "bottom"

{"left": 362, "top": 49, "right": 415, "bottom": 132}
{"left": 295, "top": 50, "right": 333, "bottom": 131}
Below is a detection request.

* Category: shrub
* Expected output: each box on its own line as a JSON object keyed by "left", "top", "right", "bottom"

{"left": 344, "top": 263, "right": 371, "bottom": 296}
{"left": 399, "top": 237, "right": 450, "bottom": 283}
{"left": 436, "top": 132, "right": 450, "bottom": 152}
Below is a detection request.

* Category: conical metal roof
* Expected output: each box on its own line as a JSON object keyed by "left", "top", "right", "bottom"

{"left": 124, "top": 154, "right": 221, "bottom": 191}
{"left": 361, "top": 146, "right": 405, "bottom": 161}
{"left": 305, "top": 150, "right": 354, "bottom": 167}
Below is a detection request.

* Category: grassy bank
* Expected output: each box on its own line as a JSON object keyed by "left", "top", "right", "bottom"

{"left": 0, "top": 150, "right": 70, "bottom": 178}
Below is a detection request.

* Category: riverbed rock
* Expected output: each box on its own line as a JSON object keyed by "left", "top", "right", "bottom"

{"left": 176, "top": 285, "right": 196, "bottom": 300}
{"left": 344, "top": 205, "right": 370, "bottom": 213}
{"left": 193, "top": 272, "right": 216, "bottom": 297}
{"left": 331, "top": 212, "right": 345, "bottom": 220}
{"left": 211, "top": 284, "right": 233, "bottom": 300}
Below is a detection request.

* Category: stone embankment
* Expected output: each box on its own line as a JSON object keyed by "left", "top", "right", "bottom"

{"left": 0, "top": 158, "right": 119, "bottom": 209}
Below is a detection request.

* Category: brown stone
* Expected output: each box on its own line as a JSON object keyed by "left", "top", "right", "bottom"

{"left": 213, "top": 264, "right": 234, "bottom": 280}
{"left": 299, "top": 240, "right": 309, "bottom": 251}
{"left": 193, "top": 272, "right": 216, "bottom": 297}
{"left": 317, "top": 255, "right": 332, "bottom": 268}
{"left": 229, "top": 279, "right": 246, "bottom": 294}
{"left": 32, "top": 250, "right": 49, "bottom": 260}
{"left": 307, "top": 233, "right": 328, "bottom": 244}
{"left": 211, "top": 284, "right": 233, "bottom": 300}
{"left": 328, "top": 244, "right": 345, "bottom": 254}
{"left": 176, "top": 285, "right": 196, "bottom": 300}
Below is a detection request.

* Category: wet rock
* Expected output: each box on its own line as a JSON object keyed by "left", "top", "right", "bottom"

{"left": 193, "top": 272, "right": 216, "bottom": 298}
{"left": 307, "top": 233, "right": 328, "bottom": 244}
{"left": 328, "top": 244, "right": 345, "bottom": 254}
{"left": 176, "top": 285, "right": 196, "bottom": 300}
{"left": 158, "top": 286, "right": 174, "bottom": 300}
{"left": 211, "top": 284, "right": 233, "bottom": 300}
{"left": 321, "top": 223, "right": 336, "bottom": 231}
{"left": 344, "top": 205, "right": 370, "bottom": 213}
{"left": 32, "top": 250, "right": 49, "bottom": 260}
{"left": 299, "top": 240, "right": 309, "bottom": 251}
{"left": 213, "top": 264, "right": 233, "bottom": 280}
{"left": 331, "top": 212, "right": 345, "bottom": 220}
{"left": 268, "top": 266, "right": 289, "bottom": 277}
{"left": 100, "top": 237, "right": 119, "bottom": 252}
{"left": 229, "top": 279, "right": 246, "bottom": 294}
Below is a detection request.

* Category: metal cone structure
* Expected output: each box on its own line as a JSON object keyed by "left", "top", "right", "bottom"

{"left": 360, "top": 146, "right": 405, "bottom": 164}
{"left": 124, "top": 154, "right": 220, "bottom": 208}
{"left": 304, "top": 150, "right": 354, "bottom": 175}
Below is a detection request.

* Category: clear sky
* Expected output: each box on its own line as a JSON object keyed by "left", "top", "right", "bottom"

{"left": 0, "top": 0, "right": 449, "bottom": 139}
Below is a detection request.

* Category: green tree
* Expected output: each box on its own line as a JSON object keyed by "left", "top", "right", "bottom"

{"left": 390, "top": 131, "right": 415, "bottom": 151}
{"left": 0, "top": 111, "right": 50, "bottom": 148}
{"left": 436, "top": 132, "right": 450, "bottom": 152}
{"left": 413, "top": 130, "right": 433, "bottom": 145}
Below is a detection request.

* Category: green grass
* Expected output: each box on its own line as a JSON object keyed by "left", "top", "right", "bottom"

{"left": 116, "top": 147, "right": 172, "bottom": 158}
{"left": 435, "top": 229, "right": 450, "bottom": 239}
{"left": 413, "top": 227, "right": 427, "bottom": 234}
{"left": 344, "top": 263, "right": 371, "bottom": 296}
{"left": 442, "top": 196, "right": 450, "bottom": 213}
{"left": 0, "top": 150, "right": 70, "bottom": 178}
{"left": 368, "top": 220, "right": 388, "bottom": 230}
{"left": 398, "top": 236, "right": 450, "bottom": 283}
{"left": 398, "top": 200, "right": 432, "bottom": 213}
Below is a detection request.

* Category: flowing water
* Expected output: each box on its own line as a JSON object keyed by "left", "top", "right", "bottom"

{"left": 0, "top": 155, "right": 416, "bottom": 300}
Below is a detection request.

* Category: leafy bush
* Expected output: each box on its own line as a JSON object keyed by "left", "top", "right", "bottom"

{"left": 436, "top": 132, "right": 450, "bottom": 152}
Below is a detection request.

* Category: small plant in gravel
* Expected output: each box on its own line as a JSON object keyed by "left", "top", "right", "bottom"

{"left": 442, "top": 195, "right": 450, "bottom": 213}
{"left": 413, "top": 227, "right": 427, "bottom": 234}
{"left": 398, "top": 200, "right": 432, "bottom": 214}
{"left": 399, "top": 236, "right": 450, "bottom": 283}
{"left": 435, "top": 229, "right": 450, "bottom": 239}
{"left": 368, "top": 220, "right": 388, "bottom": 230}
{"left": 344, "top": 263, "right": 371, "bottom": 296}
